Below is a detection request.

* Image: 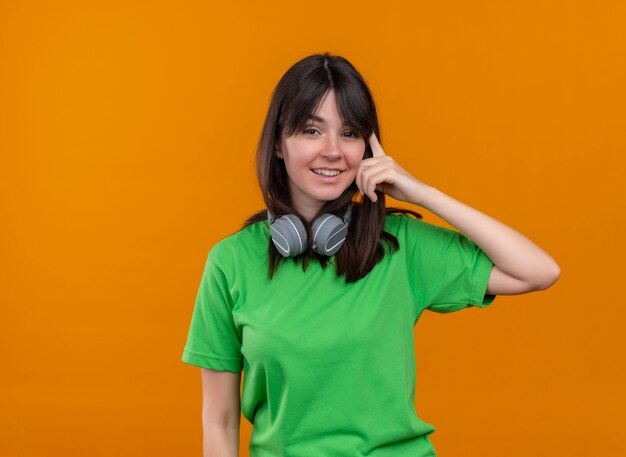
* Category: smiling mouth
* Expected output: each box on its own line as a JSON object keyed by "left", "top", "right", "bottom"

{"left": 311, "top": 168, "right": 343, "bottom": 177}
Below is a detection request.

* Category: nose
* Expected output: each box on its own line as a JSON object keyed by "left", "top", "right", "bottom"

{"left": 320, "top": 135, "right": 342, "bottom": 160}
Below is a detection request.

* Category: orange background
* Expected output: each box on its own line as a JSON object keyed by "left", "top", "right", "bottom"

{"left": 1, "top": 1, "right": 624, "bottom": 456}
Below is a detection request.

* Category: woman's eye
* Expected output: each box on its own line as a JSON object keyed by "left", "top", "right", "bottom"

{"left": 302, "top": 128, "right": 359, "bottom": 137}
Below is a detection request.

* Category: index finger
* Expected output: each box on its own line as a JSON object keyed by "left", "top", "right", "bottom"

{"left": 368, "top": 132, "right": 385, "bottom": 158}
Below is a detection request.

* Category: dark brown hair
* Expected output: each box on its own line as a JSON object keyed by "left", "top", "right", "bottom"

{"left": 243, "top": 52, "right": 423, "bottom": 283}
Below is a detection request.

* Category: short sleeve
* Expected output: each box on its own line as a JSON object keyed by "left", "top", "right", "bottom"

{"left": 404, "top": 216, "right": 496, "bottom": 314}
{"left": 181, "top": 247, "right": 243, "bottom": 372}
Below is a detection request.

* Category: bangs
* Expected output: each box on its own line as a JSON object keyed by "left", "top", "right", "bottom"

{"left": 279, "top": 68, "right": 372, "bottom": 139}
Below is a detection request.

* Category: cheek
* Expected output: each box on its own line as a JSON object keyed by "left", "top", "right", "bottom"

{"left": 293, "top": 149, "right": 318, "bottom": 169}
{"left": 346, "top": 148, "right": 365, "bottom": 170}
{"left": 343, "top": 161, "right": 361, "bottom": 182}
{"left": 284, "top": 153, "right": 309, "bottom": 172}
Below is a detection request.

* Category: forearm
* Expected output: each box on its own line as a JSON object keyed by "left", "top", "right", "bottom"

{"left": 417, "top": 186, "right": 560, "bottom": 287}
{"left": 203, "top": 424, "right": 239, "bottom": 457}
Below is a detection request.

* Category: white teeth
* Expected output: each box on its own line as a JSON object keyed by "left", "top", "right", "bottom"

{"left": 312, "top": 168, "right": 341, "bottom": 177}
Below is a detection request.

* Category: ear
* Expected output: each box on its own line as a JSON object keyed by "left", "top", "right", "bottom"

{"left": 275, "top": 147, "right": 283, "bottom": 159}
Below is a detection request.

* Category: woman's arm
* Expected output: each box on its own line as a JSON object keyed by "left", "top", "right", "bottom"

{"left": 357, "top": 133, "right": 560, "bottom": 295}
{"left": 203, "top": 424, "right": 239, "bottom": 457}
{"left": 418, "top": 186, "right": 560, "bottom": 294}
{"left": 201, "top": 368, "right": 241, "bottom": 457}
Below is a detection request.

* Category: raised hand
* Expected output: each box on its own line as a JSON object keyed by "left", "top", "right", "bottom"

{"left": 355, "top": 132, "right": 432, "bottom": 205}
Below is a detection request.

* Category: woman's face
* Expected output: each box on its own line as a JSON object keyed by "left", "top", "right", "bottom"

{"left": 276, "top": 89, "right": 366, "bottom": 221}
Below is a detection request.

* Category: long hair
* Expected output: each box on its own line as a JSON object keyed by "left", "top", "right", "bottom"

{"left": 243, "top": 52, "right": 423, "bottom": 283}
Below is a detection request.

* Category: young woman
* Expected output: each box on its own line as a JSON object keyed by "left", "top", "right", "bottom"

{"left": 182, "top": 53, "right": 560, "bottom": 457}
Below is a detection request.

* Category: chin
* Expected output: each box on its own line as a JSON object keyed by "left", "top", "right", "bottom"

{"left": 314, "top": 191, "right": 349, "bottom": 203}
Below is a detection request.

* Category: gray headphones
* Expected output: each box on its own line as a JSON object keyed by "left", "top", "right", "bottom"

{"left": 267, "top": 205, "right": 353, "bottom": 257}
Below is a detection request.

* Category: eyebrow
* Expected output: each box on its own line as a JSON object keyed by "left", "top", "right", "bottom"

{"left": 307, "top": 114, "right": 351, "bottom": 127}
{"left": 307, "top": 115, "right": 326, "bottom": 123}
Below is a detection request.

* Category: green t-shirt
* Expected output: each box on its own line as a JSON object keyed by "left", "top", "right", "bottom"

{"left": 182, "top": 213, "right": 496, "bottom": 457}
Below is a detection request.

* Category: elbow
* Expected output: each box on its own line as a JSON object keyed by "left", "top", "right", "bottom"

{"left": 534, "top": 263, "right": 561, "bottom": 291}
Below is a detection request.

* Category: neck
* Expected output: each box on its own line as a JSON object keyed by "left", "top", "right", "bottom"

{"left": 297, "top": 205, "right": 322, "bottom": 223}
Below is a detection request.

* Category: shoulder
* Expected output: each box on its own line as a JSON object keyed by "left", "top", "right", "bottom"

{"left": 384, "top": 211, "right": 462, "bottom": 245}
{"left": 208, "top": 220, "right": 269, "bottom": 267}
{"left": 383, "top": 211, "right": 429, "bottom": 234}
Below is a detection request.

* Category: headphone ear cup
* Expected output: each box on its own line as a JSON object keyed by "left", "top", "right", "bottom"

{"left": 311, "top": 213, "right": 350, "bottom": 256}
{"left": 269, "top": 213, "right": 308, "bottom": 257}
